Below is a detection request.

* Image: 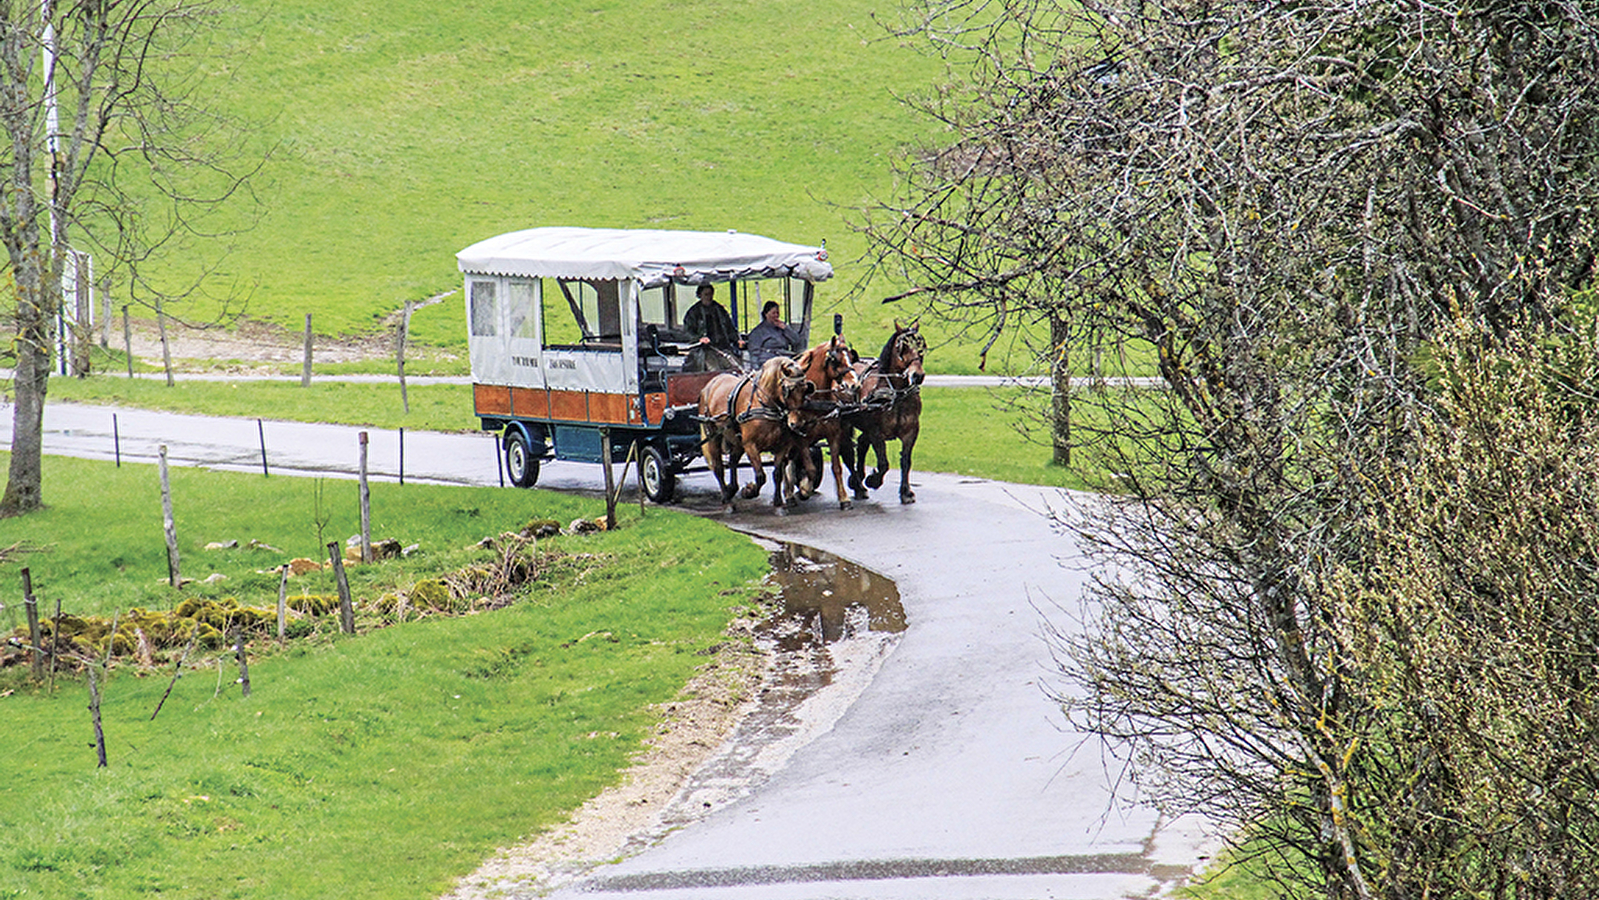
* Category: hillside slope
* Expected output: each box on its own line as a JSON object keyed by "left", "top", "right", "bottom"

{"left": 155, "top": 0, "right": 946, "bottom": 355}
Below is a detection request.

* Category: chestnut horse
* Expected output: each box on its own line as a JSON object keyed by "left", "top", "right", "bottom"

{"left": 847, "top": 321, "right": 927, "bottom": 503}
{"left": 698, "top": 356, "right": 814, "bottom": 508}
{"left": 787, "top": 334, "right": 861, "bottom": 509}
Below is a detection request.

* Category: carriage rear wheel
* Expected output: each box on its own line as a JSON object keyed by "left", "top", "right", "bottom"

{"left": 640, "top": 443, "right": 675, "bottom": 504}
{"left": 504, "top": 430, "right": 540, "bottom": 489}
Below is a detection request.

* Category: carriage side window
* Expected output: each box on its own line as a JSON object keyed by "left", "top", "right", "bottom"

{"left": 506, "top": 279, "right": 537, "bottom": 339}
{"left": 469, "top": 280, "right": 497, "bottom": 336}
{"left": 553, "top": 279, "right": 623, "bottom": 342}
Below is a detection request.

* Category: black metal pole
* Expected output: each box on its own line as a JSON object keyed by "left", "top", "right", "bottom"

{"left": 257, "top": 419, "right": 269, "bottom": 477}
{"left": 113, "top": 414, "right": 120, "bottom": 467}
{"left": 399, "top": 427, "right": 405, "bottom": 486}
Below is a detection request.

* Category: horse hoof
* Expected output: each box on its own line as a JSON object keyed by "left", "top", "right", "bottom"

{"left": 739, "top": 485, "right": 760, "bottom": 500}
{"left": 839, "top": 500, "right": 853, "bottom": 511}
{"left": 852, "top": 489, "right": 869, "bottom": 501}
{"left": 900, "top": 492, "right": 916, "bottom": 504}
{"left": 866, "top": 473, "right": 885, "bottom": 490}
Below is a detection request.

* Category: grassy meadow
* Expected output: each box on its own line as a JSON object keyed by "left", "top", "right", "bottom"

{"left": 0, "top": 453, "right": 771, "bottom": 899}
{"left": 103, "top": 0, "right": 1049, "bottom": 369}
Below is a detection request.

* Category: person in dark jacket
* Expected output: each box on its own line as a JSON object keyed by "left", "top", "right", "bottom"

{"left": 746, "top": 300, "right": 801, "bottom": 368}
{"left": 683, "top": 284, "right": 739, "bottom": 353}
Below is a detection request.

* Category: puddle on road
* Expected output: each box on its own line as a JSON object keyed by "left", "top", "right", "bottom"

{"left": 756, "top": 541, "right": 906, "bottom": 651}
{"left": 628, "top": 540, "right": 906, "bottom": 850}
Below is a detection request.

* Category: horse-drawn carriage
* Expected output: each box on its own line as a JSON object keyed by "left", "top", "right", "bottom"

{"left": 458, "top": 226, "right": 924, "bottom": 506}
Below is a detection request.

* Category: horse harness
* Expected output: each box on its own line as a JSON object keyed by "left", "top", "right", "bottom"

{"left": 730, "top": 372, "right": 792, "bottom": 425}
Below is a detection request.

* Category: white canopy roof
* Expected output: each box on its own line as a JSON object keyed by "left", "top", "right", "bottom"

{"left": 457, "top": 227, "right": 833, "bottom": 288}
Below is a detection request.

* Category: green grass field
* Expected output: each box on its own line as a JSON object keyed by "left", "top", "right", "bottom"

{"left": 102, "top": 0, "right": 1035, "bottom": 366}
{"left": 0, "top": 453, "right": 770, "bottom": 899}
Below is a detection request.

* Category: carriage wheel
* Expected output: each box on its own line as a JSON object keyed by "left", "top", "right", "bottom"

{"left": 504, "top": 430, "right": 540, "bottom": 489}
{"left": 641, "top": 443, "right": 675, "bottom": 504}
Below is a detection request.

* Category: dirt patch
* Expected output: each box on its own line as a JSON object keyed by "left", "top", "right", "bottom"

{"left": 117, "top": 316, "right": 398, "bottom": 370}
{"left": 440, "top": 618, "right": 773, "bottom": 900}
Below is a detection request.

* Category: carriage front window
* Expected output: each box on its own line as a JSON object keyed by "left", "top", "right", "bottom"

{"left": 639, "top": 285, "right": 670, "bottom": 329}
{"left": 470, "top": 280, "right": 497, "bottom": 336}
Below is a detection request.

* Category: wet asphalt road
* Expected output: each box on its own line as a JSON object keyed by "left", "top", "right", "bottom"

{"left": 8, "top": 401, "right": 1213, "bottom": 899}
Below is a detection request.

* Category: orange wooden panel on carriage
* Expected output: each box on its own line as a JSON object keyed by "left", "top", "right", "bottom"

{"left": 667, "top": 371, "right": 720, "bottom": 407}
{"left": 474, "top": 384, "right": 512, "bottom": 416}
{"left": 548, "top": 390, "right": 588, "bottom": 421}
{"left": 644, "top": 392, "right": 667, "bottom": 423}
{"left": 511, "top": 387, "right": 550, "bottom": 419}
{"left": 588, "top": 392, "right": 629, "bottom": 424}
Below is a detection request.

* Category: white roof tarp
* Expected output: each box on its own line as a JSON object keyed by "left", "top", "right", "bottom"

{"left": 456, "top": 227, "right": 833, "bottom": 287}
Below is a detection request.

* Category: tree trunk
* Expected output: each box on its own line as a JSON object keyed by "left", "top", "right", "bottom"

{"left": 1, "top": 315, "right": 50, "bottom": 515}
{"left": 1050, "top": 312, "right": 1071, "bottom": 467}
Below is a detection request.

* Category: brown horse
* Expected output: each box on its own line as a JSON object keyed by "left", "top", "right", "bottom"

{"left": 787, "top": 334, "right": 861, "bottom": 509}
{"left": 698, "top": 356, "right": 814, "bottom": 508}
{"left": 847, "top": 321, "right": 927, "bottom": 503}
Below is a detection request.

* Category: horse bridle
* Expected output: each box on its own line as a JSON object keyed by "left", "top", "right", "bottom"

{"left": 862, "top": 330, "right": 925, "bottom": 399}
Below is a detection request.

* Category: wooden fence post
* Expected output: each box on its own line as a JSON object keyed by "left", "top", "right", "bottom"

{"left": 87, "top": 666, "right": 108, "bottom": 768}
{"left": 99, "top": 276, "right": 111, "bottom": 349}
{"left": 155, "top": 296, "right": 174, "bottom": 387}
{"left": 122, "top": 305, "right": 133, "bottom": 378}
{"left": 159, "top": 445, "right": 180, "bottom": 588}
{"left": 358, "top": 432, "right": 372, "bottom": 563}
{"left": 601, "top": 428, "right": 617, "bottom": 530}
{"left": 49, "top": 597, "right": 61, "bottom": 690}
{"left": 21, "top": 567, "right": 41, "bottom": 680}
{"left": 396, "top": 299, "right": 413, "bottom": 414}
{"left": 301, "top": 314, "right": 313, "bottom": 387}
{"left": 328, "top": 542, "right": 355, "bottom": 635}
{"left": 233, "top": 623, "right": 251, "bottom": 698}
{"left": 276, "top": 565, "right": 289, "bottom": 642}
{"left": 73, "top": 253, "right": 91, "bottom": 377}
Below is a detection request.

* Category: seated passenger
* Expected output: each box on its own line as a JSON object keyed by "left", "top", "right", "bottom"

{"left": 746, "top": 300, "right": 802, "bottom": 368}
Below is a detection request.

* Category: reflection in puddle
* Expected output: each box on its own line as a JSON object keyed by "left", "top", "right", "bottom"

{"left": 757, "top": 541, "right": 906, "bottom": 651}
{"left": 636, "top": 541, "right": 906, "bottom": 843}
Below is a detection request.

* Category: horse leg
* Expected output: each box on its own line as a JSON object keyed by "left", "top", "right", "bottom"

{"left": 701, "top": 426, "right": 734, "bottom": 505}
{"left": 898, "top": 428, "right": 919, "bottom": 504}
{"left": 790, "top": 444, "right": 816, "bottom": 500}
{"left": 740, "top": 438, "right": 766, "bottom": 501}
{"left": 829, "top": 440, "right": 852, "bottom": 510}
{"left": 775, "top": 438, "right": 806, "bottom": 509}
{"left": 866, "top": 434, "right": 890, "bottom": 490}
{"left": 845, "top": 425, "right": 870, "bottom": 499}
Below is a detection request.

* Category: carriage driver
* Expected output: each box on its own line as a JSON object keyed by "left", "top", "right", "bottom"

{"left": 683, "top": 283, "right": 741, "bottom": 354}
{"left": 746, "top": 300, "right": 802, "bottom": 368}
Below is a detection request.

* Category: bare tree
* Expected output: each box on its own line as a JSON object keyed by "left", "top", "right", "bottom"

{"left": 0, "top": 0, "right": 262, "bottom": 516}
{"left": 865, "top": 1, "right": 1599, "bottom": 896}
